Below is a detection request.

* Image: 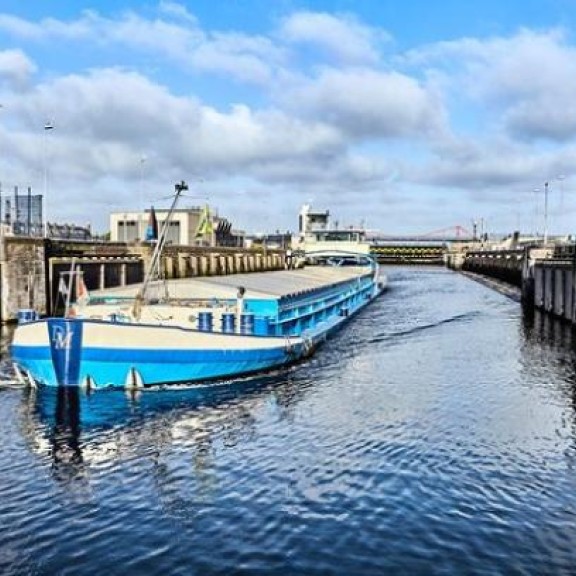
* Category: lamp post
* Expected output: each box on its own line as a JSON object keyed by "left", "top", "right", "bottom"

{"left": 544, "top": 181, "right": 549, "bottom": 245}
{"left": 557, "top": 174, "right": 566, "bottom": 232}
{"left": 139, "top": 154, "right": 147, "bottom": 206}
{"left": 43, "top": 121, "right": 54, "bottom": 238}
{"left": 533, "top": 188, "right": 540, "bottom": 238}
{"left": 139, "top": 155, "right": 147, "bottom": 239}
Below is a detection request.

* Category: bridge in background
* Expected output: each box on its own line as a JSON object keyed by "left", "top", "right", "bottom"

{"left": 367, "top": 225, "right": 475, "bottom": 264}
{"left": 367, "top": 225, "right": 475, "bottom": 244}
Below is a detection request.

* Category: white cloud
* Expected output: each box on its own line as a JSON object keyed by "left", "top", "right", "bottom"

{"left": 281, "top": 68, "right": 447, "bottom": 140}
{"left": 0, "top": 49, "right": 36, "bottom": 88}
{"left": 0, "top": 14, "right": 46, "bottom": 39}
{"left": 0, "top": 8, "right": 284, "bottom": 86}
{"left": 158, "top": 1, "right": 199, "bottom": 25}
{"left": 4, "top": 5, "right": 576, "bottom": 232}
{"left": 190, "top": 33, "right": 281, "bottom": 84}
{"left": 188, "top": 105, "right": 344, "bottom": 171}
{"left": 0, "top": 11, "right": 101, "bottom": 41}
{"left": 412, "top": 134, "right": 567, "bottom": 201}
{"left": 280, "top": 11, "right": 387, "bottom": 65}
{"left": 406, "top": 29, "right": 576, "bottom": 142}
{"left": 7, "top": 68, "right": 345, "bottom": 186}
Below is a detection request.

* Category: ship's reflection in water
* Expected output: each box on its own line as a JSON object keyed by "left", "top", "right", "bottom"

{"left": 49, "top": 387, "right": 84, "bottom": 481}
{"left": 23, "top": 370, "right": 312, "bottom": 488}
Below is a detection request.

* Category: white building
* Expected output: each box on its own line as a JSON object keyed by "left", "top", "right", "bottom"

{"left": 110, "top": 207, "right": 215, "bottom": 246}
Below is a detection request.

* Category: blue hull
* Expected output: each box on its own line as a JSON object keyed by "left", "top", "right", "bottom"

{"left": 13, "top": 341, "right": 303, "bottom": 389}
{"left": 11, "top": 277, "right": 385, "bottom": 389}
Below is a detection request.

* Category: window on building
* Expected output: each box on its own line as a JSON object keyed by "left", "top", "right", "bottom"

{"left": 118, "top": 220, "right": 137, "bottom": 242}
{"left": 157, "top": 220, "right": 180, "bottom": 245}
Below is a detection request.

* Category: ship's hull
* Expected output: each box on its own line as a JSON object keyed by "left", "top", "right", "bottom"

{"left": 11, "top": 282, "right": 384, "bottom": 389}
{"left": 12, "top": 320, "right": 307, "bottom": 388}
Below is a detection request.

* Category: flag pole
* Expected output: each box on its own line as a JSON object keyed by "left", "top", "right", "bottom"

{"left": 64, "top": 257, "right": 76, "bottom": 317}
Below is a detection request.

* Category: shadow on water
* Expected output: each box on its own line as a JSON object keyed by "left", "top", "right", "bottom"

{"left": 19, "top": 369, "right": 313, "bottom": 484}
{"left": 520, "top": 308, "right": 576, "bottom": 455}
{"left": 521, "top": 308, "right": 576, "bottom": 378}
{"left": 522, "top": 308, "right": 576, "bottom": 347}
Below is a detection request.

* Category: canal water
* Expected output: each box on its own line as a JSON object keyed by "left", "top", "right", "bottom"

{"left": 2, "top": 267, "right": 576, "bottom": 575}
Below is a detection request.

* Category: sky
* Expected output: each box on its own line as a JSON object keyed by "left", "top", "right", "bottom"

{"left": 1, "top": 1, "right": 576, "bottom": 236}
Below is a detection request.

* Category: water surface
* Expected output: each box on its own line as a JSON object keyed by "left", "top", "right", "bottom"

{"left": 2, "top": 267, "right": 576, "bottom": 575}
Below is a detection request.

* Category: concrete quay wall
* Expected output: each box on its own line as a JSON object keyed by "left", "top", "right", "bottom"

{"left": 532, "top": 261, "right": 576, "bottom": 322}
{"left": 1, "top": 238, "right": 285, "bottom": 323}
{"left": 1, "top": 237, "right": 47, "bottom": 325}
{"left": 459, "top": 249, "right": 525, "bottom": 287}
{"left": 458, "top": 245, "right": 576, "bottom": 323}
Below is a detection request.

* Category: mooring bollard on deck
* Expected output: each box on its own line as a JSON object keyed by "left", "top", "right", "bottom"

{"left": 198, "top": 311, "right": 213, "bottom": 332}
{"left": 221, "top": 312, "right": 236, "bottom": 333}
{"left": 17, "top": 309, "right": 39, "bottom": 324}
{"left": 240, "top": 313, "right": 255, "bottom": 335}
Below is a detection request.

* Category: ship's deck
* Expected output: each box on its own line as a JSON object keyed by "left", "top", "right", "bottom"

{"left": 89, "top": 266, "right": 373, "bottom": 302}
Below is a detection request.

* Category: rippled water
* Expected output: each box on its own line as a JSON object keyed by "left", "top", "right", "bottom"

{"left": 3, "top": 267, "right": 576, "bottom": 575}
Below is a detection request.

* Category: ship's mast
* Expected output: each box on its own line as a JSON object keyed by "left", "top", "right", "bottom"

{"left": 132, "top": 180, "right": 188, "bottom": 319}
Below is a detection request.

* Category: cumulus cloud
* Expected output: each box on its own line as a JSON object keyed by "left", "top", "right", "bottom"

{"left": 279, "top": 11, "right": 387, "bottom": 65}
{"left": 0, "top": 49, "right": 36, "bottom": 88}
{"left": 406, "top": 29, "right": 576, "bottom": 142}
{"left": 0, "top": 7, "right": 283, "bottom": 85}
{"left": 187, "top": 105, "right": 344, "bottom": 172}
{"left": 481, "top": 31, "right": 576, "bottom": 141}
{"left": 9, "top": 68, "right": 345, "bottom": 185}
{"left": 281, "top": 68, "right": 447, "bottom": 140}
{"left": 189, "top": 33, "right": 282, "bottom": 84}
{"left": 4, "top": 4, "right": 576, "bottom": 232}
{"left": 412, "top": 135, "right": 560, "bottom": 197}
{"left": 0, "top": 11, "right": 99, "bottom": 41}
{"left": 0, "top": 14, "right": 47, "bottom": 39}
{"left": 158, "top": 1, "right": 199, "bottom": 24}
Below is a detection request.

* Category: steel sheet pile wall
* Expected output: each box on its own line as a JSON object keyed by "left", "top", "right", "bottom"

{"left": 461, "top": 250, "right": 524, "bottom": 286}
{"left": 462, "top": 242, "right": 576, "bottom": 323}
{"left": 533, "top": 262, "right": 575, "bottom": 322}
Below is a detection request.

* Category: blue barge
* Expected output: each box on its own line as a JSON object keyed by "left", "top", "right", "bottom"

{"left": 11, "top": 262, "right": 386, "bottom": 389}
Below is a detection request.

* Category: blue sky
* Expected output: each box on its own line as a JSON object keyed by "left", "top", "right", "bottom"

{"left": 1, "top": 1, "right": 576, "bottom": 235}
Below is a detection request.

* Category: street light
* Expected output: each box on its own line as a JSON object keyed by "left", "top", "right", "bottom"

{"left": 43, "top": 121, "right": 54, "bottom": 238}
{"left": 533, "top": 188, "right": 540, "bottom": 237}
{"left": 139, "top": 154, "right": 147, "bottom": 239}
{"left": 544, "top": 181, "right": 549, "bottom": 245}
{"left": 139, "top": 154, "right": 147, "bottom": 205}
{"left": 557, "top": 174, "right": 566, "bottom": 229}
